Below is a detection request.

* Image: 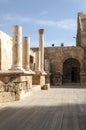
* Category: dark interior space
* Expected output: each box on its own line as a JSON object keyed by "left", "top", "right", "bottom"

{"left": 63, "top": 58, "right": 80, "bottom": 84}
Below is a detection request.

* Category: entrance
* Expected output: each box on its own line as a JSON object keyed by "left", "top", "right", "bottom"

{"left": 63, "top": 58, "right": 80, "bottom": 84}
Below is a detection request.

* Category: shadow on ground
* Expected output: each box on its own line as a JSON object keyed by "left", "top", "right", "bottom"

{"left": 0, "top": 103, "right": 86, "bottom": 130}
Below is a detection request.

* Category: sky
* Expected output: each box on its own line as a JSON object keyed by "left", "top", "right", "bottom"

{"left": 0, "top": 0, "right": 86, "bottom": 47}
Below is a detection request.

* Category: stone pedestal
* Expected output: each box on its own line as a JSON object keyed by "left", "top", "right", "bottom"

{"left": 45, "top": 59, "right": 50, "bottom": 88}
{"left": 0, "top": 71, "right": 34, "bottom": 102}
{"left": 32, "top": 72, "right": 47, "bottom": 87}
{"left": 45, "top": 72, "right": 50, "bottom": 88}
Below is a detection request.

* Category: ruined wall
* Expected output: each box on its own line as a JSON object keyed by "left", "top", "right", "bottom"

{"left": 45, "top": 46, "right": 84, "bottom": 73}
{"left": 0, "top": 31, "right": 12, "bottom": 70}
{"left": 0, "top": 75, "right": 32, "bottom": 102}
{"left": 76, "top": 12, "right": 86, "bottom": 47}
{"left": 0, "top": 26, "right": 47, "bottom": 103}
{"left": 32, "top": 46, "right": 84, "bottom": 85}
{"left": 32, "top": 74, "right": 45, "bottom": 87}
{"left": 44, "top": 46, "right": 84, "bottom": 85}
{"left": 32, "top": 75, "right": 40, "bottom": 85}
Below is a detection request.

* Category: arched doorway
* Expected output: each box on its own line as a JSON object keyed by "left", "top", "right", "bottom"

{"left": 63, "top": 58, "right": 80, "bottom": 84}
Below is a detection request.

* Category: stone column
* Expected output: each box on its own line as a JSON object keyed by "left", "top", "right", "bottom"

{"left": 39, "top": 29, "right": 44, "bottom": 72}
{"left": 11, "top": 25, "right": 22, "bottom": 70}
{"left": 22, "top": 37, "right": 30, "bottom": 70}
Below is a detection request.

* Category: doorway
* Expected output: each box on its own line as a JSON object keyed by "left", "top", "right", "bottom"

{"left": 63, "top": 58, "right": 80, "bottom": 84}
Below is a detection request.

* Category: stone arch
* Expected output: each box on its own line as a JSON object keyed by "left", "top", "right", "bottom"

{"left": 62, "top": 58, "right": 80, "bottom": 84}
{"left": 61, "top": 55, "right": 82, "bottom": 72}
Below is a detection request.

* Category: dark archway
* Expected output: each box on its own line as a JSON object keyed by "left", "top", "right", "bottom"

{"left": 63, "top": 58, "right": 80, "bottom": 84}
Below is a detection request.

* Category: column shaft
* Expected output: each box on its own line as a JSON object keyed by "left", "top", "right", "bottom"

{"left": 22, "top": 37, "right": 30, "bottom": 70}
{"left": 39, "top": 29, "right": 44, "bottom": 72}
{"left": 11, "top": 25, "right": 22, "bottom": 70}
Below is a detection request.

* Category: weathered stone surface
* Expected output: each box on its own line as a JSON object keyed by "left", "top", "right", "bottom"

{"left": 0, "top": 31, "right": 12, "bottom": 70}
{"left": 0, "top": 92, "right": 15, "bottom": 102}
{"left": 0, "top": 74, "right": 33, "bottom": 102}
{"left": 32, "top": 74, "right": 45, "bottom": 87}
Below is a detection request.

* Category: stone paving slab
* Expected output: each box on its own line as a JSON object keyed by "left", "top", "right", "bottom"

{"left": 0, "top": 86, "right": 86, "bottom": 130}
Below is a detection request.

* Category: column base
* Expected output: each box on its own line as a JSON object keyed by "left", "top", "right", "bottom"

{"left": 10, "top": 65, "right": 24, "bottom": 71}
{"left": 23, "top": 66, "right": 30, "bottom": 71}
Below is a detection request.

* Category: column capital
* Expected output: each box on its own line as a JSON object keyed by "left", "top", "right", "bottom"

{"left": 13, "top": 25, "right": 22, "bottom": 33}
{"left": 23, "top": 37, "right": 30, "bottom": 42}
{"left": 13, "top": 25, "right": 22, "bottom": 28}
{"left": 39, "top": 29, "right": 44, "bottom": 34}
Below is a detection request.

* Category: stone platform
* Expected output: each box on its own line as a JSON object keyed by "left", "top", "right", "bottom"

{"left": 0, "top": 70, "right": 35, "bottom": 102}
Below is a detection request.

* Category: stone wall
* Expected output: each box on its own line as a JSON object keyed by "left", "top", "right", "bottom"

{"left": 32, "top": 74, "right": 45, "bottom": 88}
{"left": 80, "top": 73, "right": 86, "bottom": 85}
{"left": 0, "top": 31, "right": 12, "bottom": 70}
{"left": 0, "top": 75, "right": 33, "bottom": 102}
{"left": 44, "top": 46, "right": 84, "bottom": 85}
{"left": 45, "top": 46, "right": 84, "bottom": 74}
{"left": 32, "top": 46, "right": 84, "bottom": 85}
{"left": 76, "top": 12, "right": 86, "bottom": 47}
{"left": 0, "top": 92, "right": 15, "bottom": 103}
{"left": 32, "top": 74, "right": 40, "bottom": 85}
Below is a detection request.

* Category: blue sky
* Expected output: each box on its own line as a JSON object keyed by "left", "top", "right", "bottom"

{"left": 0, "top": 0, "right": 86, "bottom": 47}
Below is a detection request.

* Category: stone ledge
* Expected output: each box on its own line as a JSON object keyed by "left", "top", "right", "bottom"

{"left": 80, "top": 72, "right": 86, "bottom": 76}
{"left": 0, "top": 70, "right": 35, "bottom": 76}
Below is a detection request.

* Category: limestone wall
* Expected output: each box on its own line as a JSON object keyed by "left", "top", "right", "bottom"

{"left": 0, "top": 31, "right": 12, "bottom": 70}
{"left": 76, "top": 12, "right": 86, "bottom": 47}
{"left": 44, "top": 46, "right": 84, "bottom": 74}
{"left": 32, "top": 75, "right": 40, "bottom": 85}
{"left": 32, "top": 74, "right": 45, "bottom": 87}
{"left": 0, "top": 75, "right": 33, "bottom": 102}
{"left": 0, "top": 92, "right": 15, "bottom": 103}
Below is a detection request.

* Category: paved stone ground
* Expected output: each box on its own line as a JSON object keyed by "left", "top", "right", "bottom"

{"left": 0, "top": 85, "right": 86, "bottom": 130}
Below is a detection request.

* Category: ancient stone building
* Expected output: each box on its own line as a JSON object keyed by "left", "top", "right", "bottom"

{"left": 32, "top": 12, "right": 86, "bottom": 86}
{"left": 0, "top": 12, "right": 86, "bottom": 102}
{"left": 0, "top": 26, "right": 46, "bottom": 102}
